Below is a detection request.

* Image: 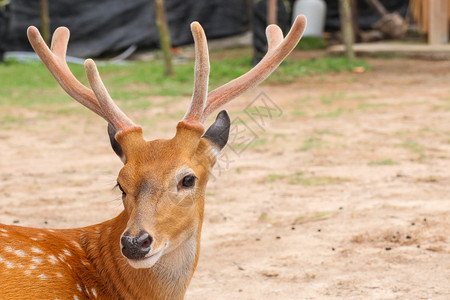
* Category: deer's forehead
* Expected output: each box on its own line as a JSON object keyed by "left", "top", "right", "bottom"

{"left": 119, "top": 160, "right": 182, "bottom": 182}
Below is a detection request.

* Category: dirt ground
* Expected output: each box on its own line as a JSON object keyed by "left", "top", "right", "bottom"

{"left": 1, "top": 57, "right": 450, "bottom": 299}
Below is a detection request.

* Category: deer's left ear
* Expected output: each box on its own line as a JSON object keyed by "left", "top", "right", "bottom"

{"left": 202, "top": 110, "right": 230, "bottom": 155}
{"left": 107, "top": 124, "right": 126, "bottom": 164}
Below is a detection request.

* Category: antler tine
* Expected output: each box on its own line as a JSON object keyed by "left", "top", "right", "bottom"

{"left": 200, "top": 15, "right": 307, "bottom": 123}
{"left": 266, "top": 24, "right": 284, "bottom": 50}
{"left": 51, "top": 27, "right": 69, "bottom": 58}
{"left": 27, "top": 26, "right": 103, "bottom": 117}
{"left": 183, "top": 22, "right": 210, "bottom": 125}
{"left": 28, "top": 26, "right": 138, "bottom": 135}
{"left": 85, "top": 59, "right": 138, "bottom": 132}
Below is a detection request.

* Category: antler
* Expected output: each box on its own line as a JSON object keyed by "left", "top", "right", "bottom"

{"left": 182, "top": 22, "right": 210, "bottom": 125}
{"left": 27, "top": 26, "right": 138, "bottom": 134}
{"left": 199, "top": 15, "right": 307, "bottom": 123}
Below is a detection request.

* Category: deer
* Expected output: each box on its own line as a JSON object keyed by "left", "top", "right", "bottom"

{"left": 0, "top": 16, "right": 306, "bottom": 299}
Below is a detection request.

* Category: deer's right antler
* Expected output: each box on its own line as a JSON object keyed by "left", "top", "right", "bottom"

{"left": 177, "top": 16, "right": 306, "bottom": 126}
{"left": 200, "top": 15, "right": 307, "bottom": 122}
{"left": 27, "top": 26, "right": 138, "bottom": 134}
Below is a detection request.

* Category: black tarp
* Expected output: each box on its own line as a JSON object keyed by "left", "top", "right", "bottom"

{"left": 3, "top": 0, "right": 250, "bottom": 57}
{"left": 252, "top": 0, "right": 289, "bottom": 65}
{"left": 1, "top": 0, "right": 411, "bottom": 58}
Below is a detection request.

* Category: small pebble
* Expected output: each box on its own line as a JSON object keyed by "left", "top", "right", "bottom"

{"left": 238, "top": 289, "right": 243, "bottom": 292}
{"left": 276, "top": 236, "right": 281, "bottom": 239}
{"left": 291, "top": 226, "right": 295, "bottom": 230}
{"left": 332, "top": 248, "right": 335, "bottom": 251}
{"left": 406, "top": 235, "right": 411, "bottom": 239}
{"left": 423, "top": 218, "right": 427, "bottom": 222}
{"left": 339, "top": 207, "right": 343, "bottom": 210}
{"left": 317, "top": 229, "right": 321, "bottom": 232}
{"left": 13, "top": 220, "right": 19, "bottom": 224}
{"left": 385, "top": 247, "right": 391, "bottom": 251}
{"left": 44, "top": 220, "right": 48, "bottom": 225}
{"left": 417, "top": 245, "right": 421, "bottom": 248}
{"left": 256, "top": 238, "right": 261, "bottom": 241}
{"left": 411, "top": 222, "right": 415, "bottom": 226}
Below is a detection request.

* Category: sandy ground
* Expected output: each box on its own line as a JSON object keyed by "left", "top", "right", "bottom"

{"left": 1, "top": 57, "right": 450, "bottom": 299}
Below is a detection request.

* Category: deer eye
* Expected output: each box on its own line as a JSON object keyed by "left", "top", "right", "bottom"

{"left": 117, "top": 182, "right": 126, "bottom": 195}
{"left": 179, "top": 175, "right": 196, "bottom": 189}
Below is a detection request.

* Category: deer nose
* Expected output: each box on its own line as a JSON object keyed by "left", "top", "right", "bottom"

{"left": 121, "top": 231, "right": 153, "bottom": 260}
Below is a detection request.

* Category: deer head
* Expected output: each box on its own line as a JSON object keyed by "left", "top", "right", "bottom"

{"left": 27, "top": 16, "right": 306, "bottom": 270}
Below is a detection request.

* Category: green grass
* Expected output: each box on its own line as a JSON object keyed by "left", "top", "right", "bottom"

{"left": 266, "top": 173, "right": 287, "bottom": 183}
{"left": 400, "top": 141, "right": 425, "bottom": 153}
{"left": 368, "top": 159, "right": 399, "bottom": 166}
{"left": 295, "top": 37, "right": 327, "bottom": 50}
{"left": 298, "top": 137, "right": 323, "bottom": 151}
{"left": 0, "top": 54, "right": 370, "bottom": 109}
{"left": 357, "top": 103, "right": 388, "bottom": 111}
{"left": 314, "top": 129, "right": 342, "bottom": 136}
{"left": 314, "top": 107, "right": 347, "bottom": 118}
{"left": 269, "top": 57, "right": 370, "bottom": 83}
{"left": 292, "top": 110, "right": 305, "bottom": 116}
{"left": 294, "top": 211, "right": 336, "bottom": 224}
{"left": 289, "top": 172, "right": 348, "bottom": 186}
{"left": 263, "top": 171, "right": 348, "bottom": 186}
{"left": 399, "top": 140, "right": 426, "bottom": 161}
{"left": 319, "top": 92, "right": 347, "bottom": 105}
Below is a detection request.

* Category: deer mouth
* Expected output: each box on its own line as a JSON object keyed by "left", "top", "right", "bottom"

{"left": 127, "top": 241, "right": 169, "bottom": 269}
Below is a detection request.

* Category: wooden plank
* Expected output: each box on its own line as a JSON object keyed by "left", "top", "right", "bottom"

{"left": 328, "top": 42, "right": 450, "bottom": 59}
{"left": 429, "top": 0, "right": 448, "bottom": 44}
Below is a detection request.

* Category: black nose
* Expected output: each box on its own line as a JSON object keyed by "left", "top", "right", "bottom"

{"left": 121, "top": 231, "right": 153, "bottom": 260}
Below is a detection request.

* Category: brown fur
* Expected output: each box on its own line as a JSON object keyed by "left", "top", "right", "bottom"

{"left": 0, "top": 125, "right": 215, "bottom": 299}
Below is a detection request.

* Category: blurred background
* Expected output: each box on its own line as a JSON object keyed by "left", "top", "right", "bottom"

{"left": 0, "top": 0, "right": 446, "bottom": 61}
{"left": 1, "top": 1, "right": 450, "bottom": 299}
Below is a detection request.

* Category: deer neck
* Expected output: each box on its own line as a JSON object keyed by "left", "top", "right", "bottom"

{"left": 82, "top": 211, "right": 201, "bottom": 300}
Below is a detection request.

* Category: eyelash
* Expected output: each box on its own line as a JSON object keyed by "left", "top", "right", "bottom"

{"left": 116, "top": 183, "right": 125, "bottom": 194}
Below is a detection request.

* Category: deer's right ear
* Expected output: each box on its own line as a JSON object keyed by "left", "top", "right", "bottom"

{"left": 108, "top": 124, "right": 126, "bottom": 164}
{"left": 202, "top": 110, "right": 230, "bottom": 155}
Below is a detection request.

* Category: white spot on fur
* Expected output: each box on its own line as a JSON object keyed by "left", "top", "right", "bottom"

{"left": 56, "top": 273, "right": 63, "bottom": 278}
{"left": 4, "top": 246, "right": 13, "bottom": 252}
{"left": 71, "top": 241, "right": 83, "bottom": 251}
{"left": 16, "top": 263, "right": 25, "bottom": 268}
{"left": 14, "top": 249, "right": 26, "bottom": 257}
{"left": 63, "top": 249, "right": 72, "bottom": 256}
{"left": 48, "top": 254, "right": 58, "bottom": 264}
{"left": 1, "top": 233, "right": 8, "bottom": 237}
{"left": 31, "top": 247, "right": 43, "bottom": 254}
{"left": 5, "top": 262, "right": 14, "bottom": 268}
{"left": 48, "top": 229, "right": 55, "bottom": 233}
{"left": 58, "top": 254, "right": 66, "bottom": 262}
{"left": 0, "top": 256, "right": 4, "bottom": 262}
{"left": 38, "top": 274, "right": 47, "bottom": 280}
{"left": 0, "top": 228, "right": 7, "bottom": 233}
{"left": 38, "top": 233, "right": 44, "bottom": 237}
{"left": 91, "top": 288, "right": 97, "bottom": 297}
{"left": 31, "top": 257, "right": 42, "bottom": 264}
{"left": 76, "top": 284, "right": 82, "bottom": 292}
{"left": 29, "top": 265, "right": 37, "bottom": 270}
{"left": 81, "top": 260, "right": 89, "bottom": 267}
{"left": 24, "top": 270, "right": 31, "bottom": 276}
{"left": 30, "top": 237, "right": 39, "bottom": 241}
{"left": 73, "top": 295, "right": 79, "bottom": 300}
